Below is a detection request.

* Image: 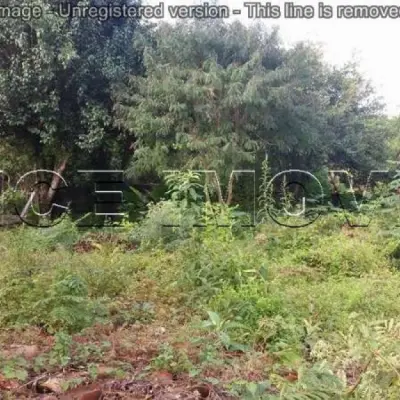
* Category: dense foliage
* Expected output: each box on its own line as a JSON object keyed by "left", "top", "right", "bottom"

{"left": 1, "top": 6, "right": 400, "bottom": 399}
{"left": 0, "top": 11, "right": 395, "bottom": 200}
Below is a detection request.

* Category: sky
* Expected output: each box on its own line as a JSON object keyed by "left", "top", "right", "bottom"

{"left": 143, "top": 0, "right": 400, "bottom": 116}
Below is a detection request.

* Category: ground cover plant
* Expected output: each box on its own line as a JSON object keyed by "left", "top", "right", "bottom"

{"left": 1, "top": 169, "right": 400, "bottom": 399}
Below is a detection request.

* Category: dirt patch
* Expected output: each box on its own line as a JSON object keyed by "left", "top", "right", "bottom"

{"left": 7, "top": 377, "right": 236, "bottom": 399}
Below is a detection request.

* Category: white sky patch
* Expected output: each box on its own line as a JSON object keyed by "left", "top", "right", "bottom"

{"left": 143, "top": 0, "right": 400, "bottom": 116}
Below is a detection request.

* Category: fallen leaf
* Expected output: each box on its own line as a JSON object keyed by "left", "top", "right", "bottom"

{"left": 151, "top": 371, "right": 173, "bottom": 384}
{"left": 79, "top": 389, "right": 102, "bottom": 400}
{"left": 39, "top": 377, "right": 63, "bottom": 393}
{"left": 0, "top": 375, "right": 19, "bottom": 391}
{"left": 285, "top": 371, "right": 298, "bottom": 382}
{"left": 8, "top": 345, "right": 40, "bottom": 360}
{"left": 96, "top": 365, "right": 115, "bottom": 379}
{"left": 190, "top": 384, "right": 210, "bottom": 398}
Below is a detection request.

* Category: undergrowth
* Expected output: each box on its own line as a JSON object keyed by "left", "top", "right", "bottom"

{"left": 1, "top": 173, "right": 400, "bottom": 398}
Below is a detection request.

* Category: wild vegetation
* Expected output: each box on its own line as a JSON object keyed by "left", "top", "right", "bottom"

{"left": 1, "top": 1, "right": 400, "bottom": 399}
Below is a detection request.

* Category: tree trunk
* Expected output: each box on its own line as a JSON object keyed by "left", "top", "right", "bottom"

{"left": 20, "top": 191, "right": 36, "bottom": 219}
{"left": 47, "top": 157, "right": 68, "bottom": 204}
{"left": 20, "top": 157, "right": 68, "bottom": 219}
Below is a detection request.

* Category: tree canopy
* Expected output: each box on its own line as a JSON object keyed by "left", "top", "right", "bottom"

{"left": 0, "top": 11, "right": 396, "bottom": 209}
{"left": 114, "top": 20, "right": 391, "bottom": 184}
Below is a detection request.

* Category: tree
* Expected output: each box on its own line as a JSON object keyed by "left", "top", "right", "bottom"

{"left": 115, "top": 19, "right": 391, "bottom": 189}
{"left": 324, "top": 62, "right": 389, "bottom": 175}
{"left": 0, "top": 0, "right": 143, "bottom": 211}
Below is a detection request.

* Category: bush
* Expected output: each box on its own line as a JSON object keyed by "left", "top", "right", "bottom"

{"left": 0, "top": 268, "right": 107, "bottom": 333}
{"left": 0, "top": 188, "right": 26, "bottom": 215}
{"left": 209, "top": 282, "right": 285, "bottom": 327}
{"left": 293, "top": 234, "right": 389, "bottom": 277}
{"left": 177, "top": 234, "right": 268, "bottom": 304}
{"left": 208, "top": 283, "right": 302, "bottom": 348}
{"left": 7, "top": 215, "right": 80, "bottom": 253}
{"left": 130, "top": 200, "right": 196, "bottom": 250}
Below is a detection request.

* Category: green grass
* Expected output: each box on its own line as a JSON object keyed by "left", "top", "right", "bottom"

{"left": 1, "top": 210, "right": 400, "bottom": 398}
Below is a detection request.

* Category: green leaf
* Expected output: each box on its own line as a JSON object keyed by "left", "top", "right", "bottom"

{"left": 207, "top": 311, "right": 221, "bottom": 327}
{"left": 247, "top": 382, "right": 258, "bottom": 396}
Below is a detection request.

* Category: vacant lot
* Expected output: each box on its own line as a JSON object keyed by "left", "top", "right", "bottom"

{"left": 0, "top": 205, "right": 399, "bottom": 399}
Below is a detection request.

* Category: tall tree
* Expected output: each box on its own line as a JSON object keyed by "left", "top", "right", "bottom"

{"left": 324, "top": 62, "right": 389, "bottom": 175}
{"left": 0, "top": 0, "right": 143, "bottom": 204}
{"left": 115, "top": 19, "right": 390, "bottom": 186}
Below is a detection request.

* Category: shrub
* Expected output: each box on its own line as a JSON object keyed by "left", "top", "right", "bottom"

{"left": 7, "top": 215, "right": 80, "bottom": 252}
{"left": 130, "top": 200, "right": 195, "bottom": 250}
{"left": 208, "top": 283, "right": 302, "bottom": 348}
{"left": 177, "top": 236, "right": 268, "bottom": 304}
{"left": 0, "top": 268, "right": 107, "bottom": 333}
{"left": 293, "top": 235, "right": 389, "bottom": 277}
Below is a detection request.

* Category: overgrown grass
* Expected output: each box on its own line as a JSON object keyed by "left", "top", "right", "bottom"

{"left": 1, "top": 208, "right": 400, "bottom": 398}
